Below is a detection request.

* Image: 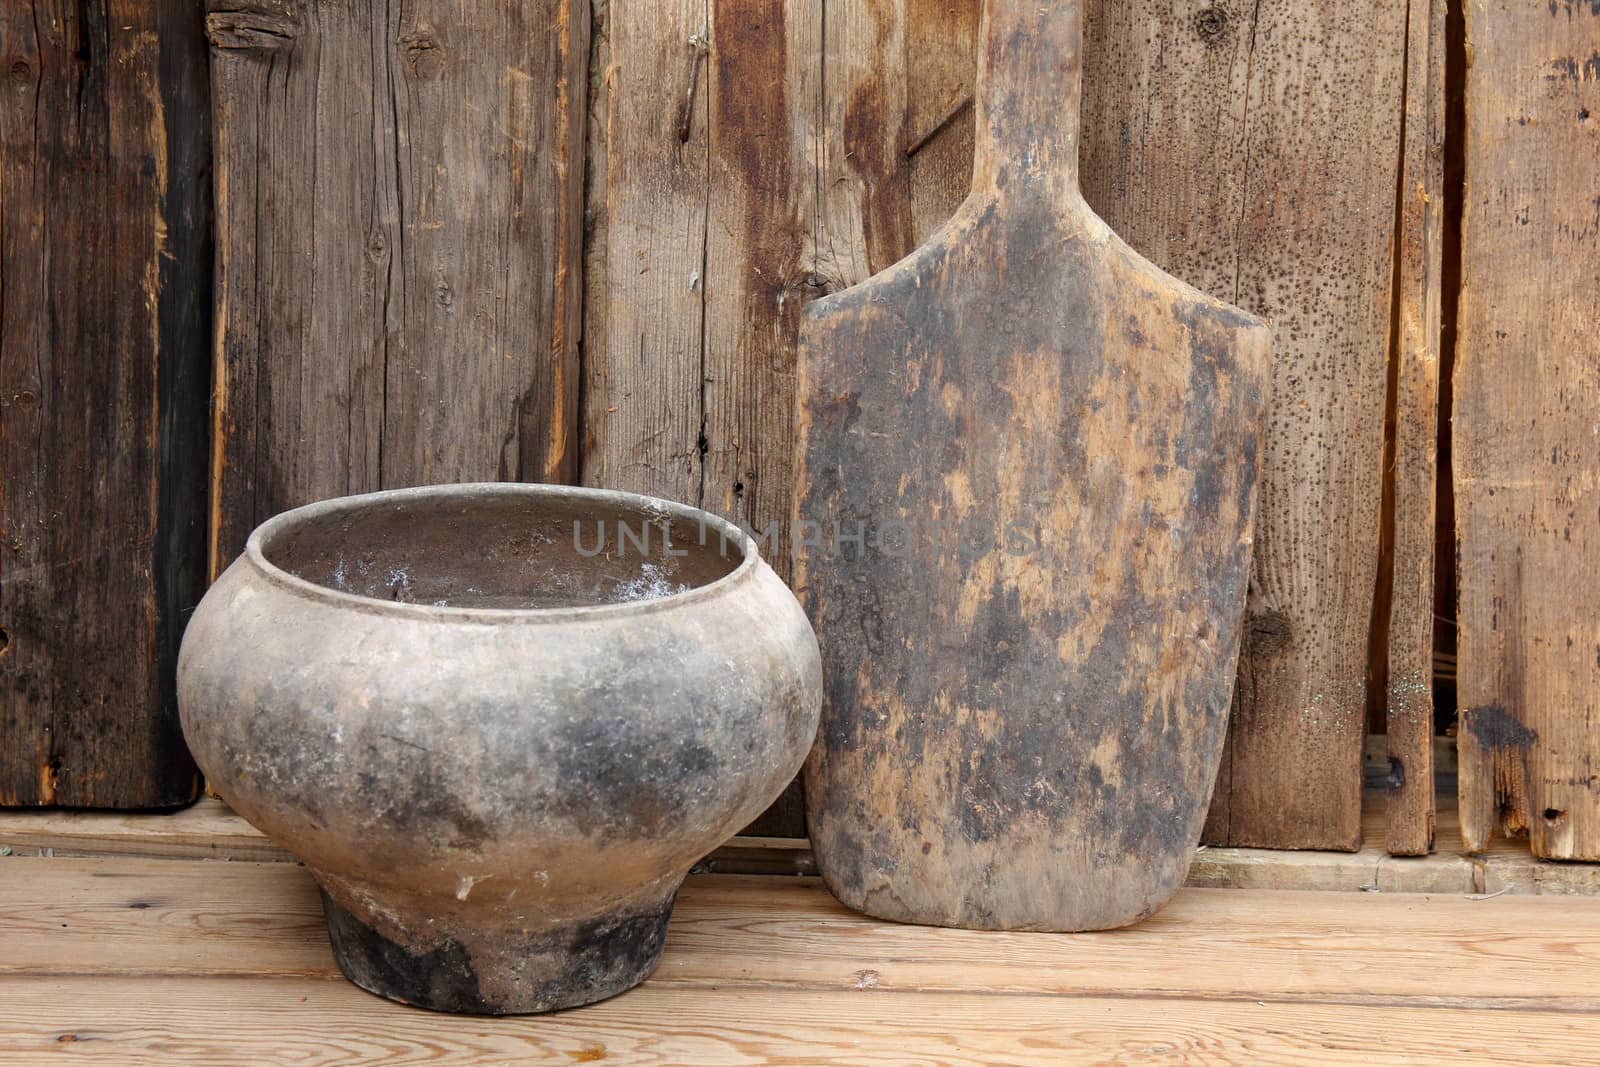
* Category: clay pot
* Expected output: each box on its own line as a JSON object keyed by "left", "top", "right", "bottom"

{"left": 178, "top": 483, "right": 821, "bottom": 1014}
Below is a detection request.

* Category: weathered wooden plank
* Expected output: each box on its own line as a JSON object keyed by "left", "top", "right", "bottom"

{"left": 580, "top": 0, "right": 709, "bottom": 508}
{"left": 699, "top": 0, "right": 816, "bottom": 566}
{"left": 207, "top": 0, "right": 586, "bottom": 570}
{"left": 1383, "top": 0, "right": 1447, "bottom": 857}
{"left": 766, "top": 0, "right": 979, "bottom": 840}
{"left": 1080, "top": 0, "right": 1412, "bottom": 850}
{"left": 690, "top": 0, "right": 816, "bottom": 871}
{"left": 810, "top": 0, "right": 912, "bottom": 293}
{"left": 0, "top": 799, "right": 290, "bottom": 862}
{"left": 902, "top": 1, "right": 980, "bottom": 238}
{"left": 0, "top": 1, "right": 210, "bottom": 807}
{"left": 11, "top": 858, "right": 1600, "bottom": 1010}
{"left": 7, "top": 977, "right": 1600, "bottom": 1066}
{"left": 583, "top": 0, "right": 792, "bottom": 830}
{"left": 1455, "top": 0, "right": 1600, "bottom": 859}
{"left": 0, "top": 796, "right": 818, "bottom": 870}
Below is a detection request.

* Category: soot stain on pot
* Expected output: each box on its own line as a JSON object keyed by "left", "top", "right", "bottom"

{"left": 548, "top": 712, "right": 721, "bottom": 834}
{"left": 322, "top": 890, "right": 489, "bottom": 1012}
{"left": 370, "top": 766, "right": 494, "bottom": 851}
{"left": 321, "top": 891, "right": 674, "bottom": 1015}
{"left": 549, "top": 902, "right": 676, "bottom": 1005}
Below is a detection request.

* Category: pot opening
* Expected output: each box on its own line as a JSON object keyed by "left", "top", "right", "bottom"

{"left": 256, "top": 487, "right": 749, "bottom": 610}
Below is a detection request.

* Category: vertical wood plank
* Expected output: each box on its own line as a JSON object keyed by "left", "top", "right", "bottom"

{"left": 1383, "top": 0, "right": 1446, "bottom": 857}
{"left": 208, "top": 1, "right": 380, "bottom": 567}
{"left": 812, "top": 0, "right": 911, "bottom": 289}
{"left": 581, "top": 0, "right": 709, "bottom": 507}
{"left": 1455, "top": 0, "right": 1600, "bottom": 859}
{"left": 794, "top": 0, "right": 980, "bottom": 835}
{"left": 0, "top": 1, "right": 210, "bottom": 807}
{"left": 207, "top": 0, "right": 586, "bottom": 570}
{"left": 698, "top": 0, "right": 820, "bottom": 836}
{"left": 1080, "top": 0, "right": 1410, "bottom": 850}
{"left": 700, "top": 0, "right": 816, "bottom": 564}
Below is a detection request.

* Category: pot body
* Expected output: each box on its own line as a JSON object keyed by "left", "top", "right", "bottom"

{"left": 179, "top": 484, "right": 820, "bottom": 1013}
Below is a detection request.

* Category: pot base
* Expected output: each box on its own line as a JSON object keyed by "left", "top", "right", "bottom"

{"left": 320, "top": 890, "right": 674, "bottom": 1014}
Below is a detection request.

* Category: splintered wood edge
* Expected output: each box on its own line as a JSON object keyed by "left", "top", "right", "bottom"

{"left": 3, "top": 791, "right": 1596, "bottom": 895}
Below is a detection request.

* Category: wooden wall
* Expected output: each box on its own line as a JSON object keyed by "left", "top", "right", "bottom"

{"left": 1, "top": 0, "right": 1596, "bottom": 864}
{"left": 580, "top": 0, "right": 1447, "bottom": 845}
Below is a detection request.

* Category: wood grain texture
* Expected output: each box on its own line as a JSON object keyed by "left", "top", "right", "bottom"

{"left": 1454, "top": 0, "right": 1600, "bottom": 858}
{"left": 809, "top": 0, "right": 979, "bottom": 292}
{"left": 1192, "top": 780, "right": 1600, "bottom": 895}
{"left": 583, "top": 0, "right": 980, "bottom": 837}
{"left": 1383, "top": 0, "right": 1447, "bottom": 857}
{"left": 206, "top": 0, "right": 586, "bottom": 571}
{"left": 580, "top": 0, "right": 709, "bottom": 509}
{"left": 1080, "top": 0, "right": 1411, "bottom": 850}
{"left": 0, "top": 2, "right": 210, "bottom": 807}
{"left": 0, "top": 799, "right": 292, "bottom": 862}
{"left": 700, "top": 0, "right": 815, "bottom": 563}
{"left": 7, "top": 857, "right": 1600, "bottom": 1063}
{"left": 9, "top": 858, "right": 1600, "bottom": 1005}
{"left": 798, "top": 0, "right": 1270, "bottom": 930}
{"left": 9, "top": 977, "right": 1600, "bottom": 1066}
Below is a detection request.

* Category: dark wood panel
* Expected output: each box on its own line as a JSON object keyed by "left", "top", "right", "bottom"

{"left": 0, "top": 1, "right": 211, "bottom": 808}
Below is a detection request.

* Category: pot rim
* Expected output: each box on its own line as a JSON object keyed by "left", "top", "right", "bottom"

{"left": 243, "top": 482, "right": 761, "bottom": 622}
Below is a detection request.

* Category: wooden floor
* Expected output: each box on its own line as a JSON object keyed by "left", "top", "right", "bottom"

{"left": 3, "top": 848, "right": 1600, "bottom": 1064}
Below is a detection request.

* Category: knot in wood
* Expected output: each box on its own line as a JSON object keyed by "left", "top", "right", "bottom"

{"left": 205, "top": 10, "right": 299, "bottom": 52}
{"left": 1247, "top": 609, "right": 1293, "bottom": 657}
{"left": 1193, "top": 7, "right": 1230, "bottom": 42}
{"left": 802, "top": 271, "right": 843, "bottom": 298}
{"left": 402, "top": 32, "right": 445, "bottom": 80}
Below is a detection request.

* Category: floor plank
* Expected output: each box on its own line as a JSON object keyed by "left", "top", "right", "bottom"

{"left": 1, "top": 976, "right": 1594, "bottom": 1066}
{"left": 0, "top": 802, "right": 287, "bottom": 862}
{"left": 6, "top": 858, "right": 1600, "bottom": 1012}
